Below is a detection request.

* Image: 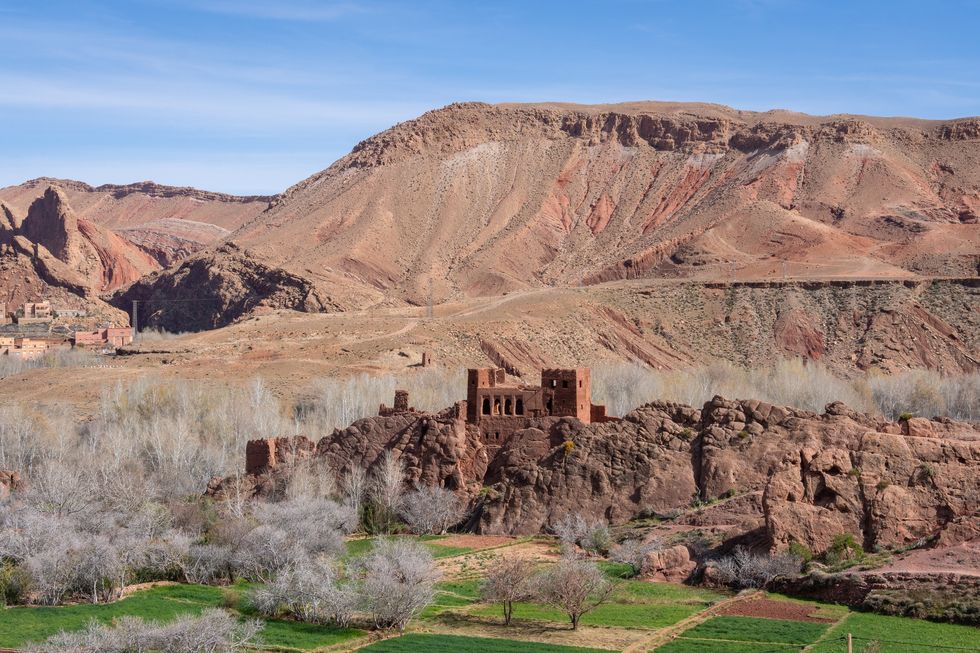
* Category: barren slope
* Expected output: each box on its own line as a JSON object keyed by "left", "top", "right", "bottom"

{"left": 230, "top": 101, "right": 980, "bottom": 308}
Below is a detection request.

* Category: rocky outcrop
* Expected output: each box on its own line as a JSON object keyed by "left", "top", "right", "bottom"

{"left": 0, "top": 470, "right": 21, "bottom": 499}
{"left": 110, "top": 243, "right": 337, "bottom": 331}
{"left": 4, "top": 187, "right": 159, "bottom": 294}
{"left": 644, "top": 544, "right": 696, "bottom": 582}
{"left": 20, "top": 188, "right": 82, "bottom": 266}
{"left": 230, "top": 395, "right": 979, "bottom": 555}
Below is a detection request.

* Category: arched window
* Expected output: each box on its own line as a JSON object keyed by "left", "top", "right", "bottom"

{"left": 494, "top": 399, "right": 501, "bottom": 415}
{"left": 516, "top": 398, "right": 524, "bottom": 415}
{"left": 546, "top": 398, "right": 553, "bottom": 415}
{"left": 504, "top": 398, "right": 513, "bottom": 415}
{"left": 482, "top": 397, "right": 491, "bottom": 415}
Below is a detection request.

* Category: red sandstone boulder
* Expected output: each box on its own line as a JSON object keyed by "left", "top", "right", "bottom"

{"left": 0, "top": 470, "right": 22, "bottom": 499}
{"left": 644, "top": 544, "right": 696, "bottom": 582}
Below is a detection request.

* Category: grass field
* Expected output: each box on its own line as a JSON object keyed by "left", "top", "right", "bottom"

{"left": 344, "top": 535, "right": 474, "bottom": 560}
{"left": 680, "top": 616, "right": 829, "bottom": 645}
{"left": 358, "top": 633, "right": 612, "bottom": 652}
{"left": 0, "top": 583, "right": 364, "bottom": 651}
{"left": 808, "top": 611, "right": 980, "bottom": 653}
{"left": 468, "top": 578, "right": 724, "bottom": 630}
{"left": 654, "top": 640, "right": 801, "bottom": 652}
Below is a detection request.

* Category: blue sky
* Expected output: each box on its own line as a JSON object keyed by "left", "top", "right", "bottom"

{"left": 1, "top": 1, "right": 978, "bottom": 194}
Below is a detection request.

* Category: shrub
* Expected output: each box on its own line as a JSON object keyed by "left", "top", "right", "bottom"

{"left": 825, "top": 533, "right": 864, "bottom": 566}
{"left": 552, "top": 513, "right": 610, "bottom": 555}
{"left": 788, "top": 541, "right": 814, "bottom": 564}
{"left": 609, "top": 538, "right": 661, "bottom": 577}
{"left": 898, "top": 412, "right": 915, "bottom": 421}
{"left": 876, "top": 479, "right": 891, "bottom": 491}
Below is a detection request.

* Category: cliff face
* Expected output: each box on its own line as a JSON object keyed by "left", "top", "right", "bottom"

{"left": 232, "top": 396, "right": 980, "bottom": 555}
{"left": 232, "top": 102, "right": 980, "bottom": 308}
{"left": 1, "top": 187, "right": 159, "bottom": 293}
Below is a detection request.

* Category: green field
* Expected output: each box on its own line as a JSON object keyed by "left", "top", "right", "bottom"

{"left": 654, "top": 640, "right": 800, "bottom": 653}
{"left": 359, "top": 633, "right": 612, "bottom": 652}
{"left": 0, "top": 583, "right": 364, "bottom": 650}
{"left": 469, "top": 578, "right": 724, "bottom": 630}
{"left": 344, "top": 535, "right": 474, "bottom": 560}
{"left": 808, "top": 611, "right": 980, "bottom": 653}
{"left": 681, "top": 615, "right": 829, "bottom": 645}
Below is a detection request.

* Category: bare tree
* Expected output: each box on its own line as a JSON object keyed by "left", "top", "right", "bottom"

{"left": 25, "top": 460, "right": 96, "bottom": 518}
{"left": 535, "top": 557, "right": 614, "bottom": 630}
{"left": 400, "top": 485, "right": 465, "bottom": 535}
{"left": 710, "top": 546, "right": 802, "bottom": 589}
{"left": 479, "top": 557, "right": 537, "bottom": 625}
{"left": 355, "top": 538, "right": 440, "bottom": 632}
{"left": 249, "top": 559, "right": 356, "bottom": 626}
{"left": 341, "top": 465, "right": 368, "bottom": 525}
{"left": 368, "top": 451, "right": 405, "bottom": 534}
{"left": 25, "top": 608, "right": 261, "bottom": 653}
{"left": 609, "top": 538, "right": 662, "bottom": 577}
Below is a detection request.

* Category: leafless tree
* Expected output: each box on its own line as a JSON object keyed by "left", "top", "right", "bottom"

{"left": 368, "top": 451, "right": 405, "bottom": 534}
{"left": 400, "top": 485, "right": 466, "bottom": 535}
{"left": 535, "top": 557, "right": 614, "bottom": 630}
{"left": 24, "top": 460, "right": 96, "bottom": 518}
{"left": 609, "top": 538, "right": 662, "bottom": 577}
{"left": 355, "top": 538, "right": 440, "bottom": 632}
{"left": 249, "top": 559, "right": 356, "bottom": 626}
{"left": 25, "top": 608, "right": 262, "bottom": 653}
{"left": 341, "top": 465, "right": 368, "bottom": 524}
{"left": 182, "top": 543, "right": 233, "bottom": 585}
{"left": 479, "top": 557, "right": 537, "bottom": 625}
{"left": 711, "top": 546, "right": 802, "bottom": 589}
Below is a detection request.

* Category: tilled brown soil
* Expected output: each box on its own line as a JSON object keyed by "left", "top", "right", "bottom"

{"left": 714, "top": 596, "right": 837, "bottom": 623}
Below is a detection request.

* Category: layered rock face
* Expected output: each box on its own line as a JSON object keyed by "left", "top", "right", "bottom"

{"left": 232, "top": 101, "right": 980, "bottom": 309}
{"left": 234, "top": 396, "right": 979, "bottom": 554}
{"left": 110, "top": 243, "right": 337, "bottom": 331}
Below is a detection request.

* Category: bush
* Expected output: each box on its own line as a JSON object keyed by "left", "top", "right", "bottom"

{"left": 825, "top": 533, "right": 864, "bottom": 566}
{"left": 552, "top": 513, "right": 610, "bottom": 555}
{"left": 788, "top": 541, "right": 813, "bottom": 564}
{"left": 609, "top": 539, "right": 661, "bottom": 577}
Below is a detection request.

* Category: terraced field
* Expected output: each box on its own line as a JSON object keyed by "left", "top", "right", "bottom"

{"left": 2, "top": 535, "right": 977, "bottom": 653}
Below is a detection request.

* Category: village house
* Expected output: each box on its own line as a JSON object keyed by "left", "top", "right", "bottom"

{"left": 16, "top": 301, "right": 53, "bottom": 325}
{"left": 0, "top": 303, "right": 11, "bottom": 325}
{"left": 72, "top": 327, "right": 133, "bottom": 349}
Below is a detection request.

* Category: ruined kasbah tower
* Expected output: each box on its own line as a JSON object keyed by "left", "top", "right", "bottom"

{"left": 463, "top": 368, "right": 614, "bottom": 447}
{"left": 246, "top": 367, "right": 615, "bottom": 475}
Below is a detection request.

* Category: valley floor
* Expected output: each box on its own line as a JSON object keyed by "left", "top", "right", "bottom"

{"left": 2, "top": 535, "right": 977, "bottom": 653}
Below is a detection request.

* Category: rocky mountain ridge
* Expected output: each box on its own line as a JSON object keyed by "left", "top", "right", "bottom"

{"left": 231, "top": 101, "right": 979, "bottom": 312}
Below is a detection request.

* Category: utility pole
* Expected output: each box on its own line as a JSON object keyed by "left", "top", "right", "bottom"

{"left": 427, "top": 278, "right": 434, "bottom": 319}
{"left": 132, "top": 300, "right": 138, "bottom": 343}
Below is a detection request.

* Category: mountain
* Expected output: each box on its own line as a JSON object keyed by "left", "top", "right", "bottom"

{"left": 0, "top": 179, "right": 273, "bottom": 317}
{"left": 227, "top": 101, "right": 980, "bottom": 308}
